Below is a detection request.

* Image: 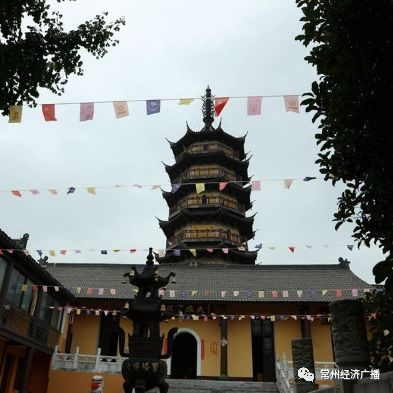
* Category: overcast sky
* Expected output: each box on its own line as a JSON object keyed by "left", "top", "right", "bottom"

{"left": 0, "top": 0, "right": 384, "bottom": 283}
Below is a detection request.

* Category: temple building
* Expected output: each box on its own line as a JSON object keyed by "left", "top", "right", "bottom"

{"left": 157, "top": 87, "right": 257, "bottom": 266}
{"left": 1, "top": 88, "right": 372, "bottom": 393}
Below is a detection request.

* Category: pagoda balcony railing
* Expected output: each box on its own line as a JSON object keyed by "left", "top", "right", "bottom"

{"left": 169, "top": 229, "right": 247, "bottom": 245}
{"left": 174, "top": 167, "right": 242, "bottom": 184}
{"left": 176, "top": 143, "right": 239, "bottom": 162}
{"left": 169, "top": 195, "right": 245, "bottom": 216}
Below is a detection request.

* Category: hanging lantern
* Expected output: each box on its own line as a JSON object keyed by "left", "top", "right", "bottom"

{"left": 160, "top": 304, "right": 166, "bottom": 312}
{"left": 124, "top": 302, "right": 129, "bottom": 309}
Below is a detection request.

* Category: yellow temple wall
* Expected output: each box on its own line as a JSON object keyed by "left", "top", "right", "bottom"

{"left": 70, "top": 314, "right": 100, "bottom": 354}
{"left": 227, "top": 318, "right": 253, "bottom": 378}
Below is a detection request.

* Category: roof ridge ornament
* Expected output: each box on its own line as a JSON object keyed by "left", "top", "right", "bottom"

{"left": 202, "top": 86, "right": 215, "bottom": 130}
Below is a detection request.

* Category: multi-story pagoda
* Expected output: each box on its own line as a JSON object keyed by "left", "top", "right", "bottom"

{"left": 157, "top": 87, "right": 257, "bottom": 265}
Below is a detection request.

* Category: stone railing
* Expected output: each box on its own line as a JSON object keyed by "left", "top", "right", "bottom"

{"left": 174, "top": 167, "right": 242, "bottom": 184}
{"left": 275, "top": 353, "right": 336, "bottom": 393}
{"left": 169, "top": 195, "right": 245, "bottom": 216}
{"left": 169, "top": 229, "right": 247, "bottom": 245}
{"left": 176, "top": 142, "right": 240, "bottom": 162}
{"left": 51, "top": 346, "right": 124, "bottom": 373}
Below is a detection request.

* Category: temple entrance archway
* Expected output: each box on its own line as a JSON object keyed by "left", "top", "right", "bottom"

{"left": 169, "top": 328, "right": 200, "bottom": 379}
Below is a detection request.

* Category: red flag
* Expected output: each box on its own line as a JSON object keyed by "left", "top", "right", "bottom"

{"left": 42, "top": 104, "right": 57, "bottom": 121}
{"left": 247, "top": 96, "right": 262, "bottom": 116}
{"left": 336, "top": 289, "right": 343, "bottom": 298}
{"left": 214, "top": 97, "right": 229, "bottom": 116}
{"left": 11, "top": 190, "right": 22, "bottom": 197}
{"left": 288, "top": 246, "right": 295, "bottom": 253}
{"left": 219, "top": 182, "right": 228, "bottom": 191}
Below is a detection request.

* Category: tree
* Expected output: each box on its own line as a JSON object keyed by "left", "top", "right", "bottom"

{"left": 295, "top": 0, "right": 393, "bottom": 291}
{"left": 363, "top": 289, "right": 393, "bottom": 372}
{"left": 0, "top": 0, "right": 125, "bottom": 115}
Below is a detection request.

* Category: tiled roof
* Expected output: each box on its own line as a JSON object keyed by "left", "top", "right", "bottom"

{"left": 0, "top": 228, "right": 74, "bottom": 301}
{"left": 46, "top": 262, "right": 371, "bottom": 303}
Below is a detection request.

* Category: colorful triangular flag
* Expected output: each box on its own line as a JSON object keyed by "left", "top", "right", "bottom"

{"left": 214, "top": 97, "right": 229, "bottom": 116}
{"left": 146, "top": 100, "right": 160, "bottom": 115}
{"left": 11, "top": 190, "right": 22, "bottom": 197}
{"left": 288, "top": 246, "right": 295, "bottom": 253}
{"left": 67, "top": 187, "right": 75, "bottom": 194}
{"left": 42, "top": 104, "right": 57, "bottom": 121}
{"left": 113, "top": 101, "right": 129, "bottom": 118}
{"left": 303, "top": 176, "right": 316, "bottom": 181}
{"left": 219, "top": 182, "right": 228, "bottom": 191}
{"left": 251, "top": 181, "right": 261, "bottom": 191}
{"left": 284, "top": 179, "right": 293, "bottom": 189}
{"left": 80, "top": 102, "right": 94, "bottom": 121}
{"left": 283, "top": 95, "right": 299, "bottom": 113}
{"left": 9, "top": 105, "right": 23, "bottom": 123}
{"left": 247, "top": 96, "right": 262, "bottom": 116}
{"left": 87, "top": 187, "right": 96, "bottom": 195}
{"left": 179, "top": 98, "right": 194, "bottom": 105}
{"left": 195, "top": 183, "right": 205, "bottom": 193}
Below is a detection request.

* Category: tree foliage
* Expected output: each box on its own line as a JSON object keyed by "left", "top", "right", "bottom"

{"left": 295, "top": 0, "right": 393, "bottom": 291}
{"left": 0, "top": 0, "right": 125, "bottom": 115}
{"left": 363, "top": 289, "right": 393, "bottom": 372}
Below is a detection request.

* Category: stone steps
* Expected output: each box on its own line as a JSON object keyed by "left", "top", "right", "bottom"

{"left": 146, "top": 379, "right": 279, "bottom": 393}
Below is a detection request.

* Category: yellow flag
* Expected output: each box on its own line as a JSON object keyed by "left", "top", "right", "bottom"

{"left": 179, "top": 98, "right": 194, "bottom": 105}
{"left": 21, "top": 284, "right": 27, "bottom": 292}
{"left": 190, "top": 249, "right": 197, "bottom": 257}
{"left": 49, "top": 250, "right": 56, "bottom": 256}
{"left": 258, "top": 291, "right": 265, "bottom": 298}
{"left": 9, "top": 106, "right": 23, "bottom": 123}
{"left": 195, "top": 183, "right": 205, "bottom": 194}
{"left": 87, "top": 187, "right": 96, "bottom": 195}
{"left": 270, "top": 315, "right": 276, "bottom": 322}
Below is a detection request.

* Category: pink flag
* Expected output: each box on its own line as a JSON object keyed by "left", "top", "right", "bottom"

{"left": 11, "top": 190, "right": 22, "bottom": 197}
{"left": 60, "top": 250, "right": 67, "bottom": 255}
{"left": 98, "top": 288, "right": 104, "bottom": 296}
{"left": 87, "top": 288, "right": 93, "bottom": 295}
{"left": 113, "top": 101, "right": 129, "bottom": 119}
{"left": 30, "top": 189, "right": 40, "bottom": 195}
{"left": 247, "top": 96, "right": 262, "bottom": 116}
{"left": 251, "top": 181, "right": 261, "bottom": 191}
{"left": 42, "top": 104, "right": 57, "bottom": 121}
{"left": 272, "top": 291, "right": 278, "bottom": 298}
{"left": 222, "top": 248, "right": 229, "bottom": 254}
{"left": 351, "top": 288, "right": 358, "bottom": 297}
{"left": 80, "top": 103, "right": 94, "bottom": 121}
{"left": 219, "top": 182, "right": 228, "bottom": 191}
{"left": 336, "top": 289, "right": 343, "bottom": 298}
{"left": 283, "top": 290, "right": 289, "bottom": 298}
{"left": 284, "top": 96, "right": 299, "bottom": 113}
{"left": 207, "top": 248, "right": 214, "bottom": 253}
{"left": 214, "top": 97, "right": 229, "bottom": 116}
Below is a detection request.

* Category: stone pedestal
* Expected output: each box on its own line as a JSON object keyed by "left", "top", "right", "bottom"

{"left": 330, "top": 300, "right": 370, "bottom": 393}
{"left": 291, "top": 338, "right": 318, "bottom": 393}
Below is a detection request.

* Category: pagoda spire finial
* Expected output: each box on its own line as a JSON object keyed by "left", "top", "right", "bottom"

{"left": 202, "top": 86, "right": 215, "bottom": 128}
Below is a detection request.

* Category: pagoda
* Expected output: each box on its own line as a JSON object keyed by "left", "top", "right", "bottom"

{"left": 157, "top": 87, "right": 257, "bottom": 265}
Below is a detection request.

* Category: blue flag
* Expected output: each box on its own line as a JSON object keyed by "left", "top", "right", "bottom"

{"left": 255, "top": 243, "right": 262, "bottom": 250}
{"left": 347, "top": 245, "right": 354, "bottom": 251}
{"left": 174, "top": 249, "right": 181, "bottom": 256}
{"left": 101, "top": 250, "right": 108, "bottom": 255}
{"left": 146, "top": 100, "right": 161, "bottom": 115}
{"left": 67, "top": 187, "right": 76, "bottom": 194}
{"left": 171, "top": 183, "right": 181, "bottom": 193}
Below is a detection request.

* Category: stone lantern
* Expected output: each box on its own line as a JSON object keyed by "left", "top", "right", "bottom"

{"left": 118, "top": 248, "right": 177, "bottom": 393}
